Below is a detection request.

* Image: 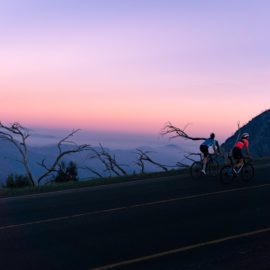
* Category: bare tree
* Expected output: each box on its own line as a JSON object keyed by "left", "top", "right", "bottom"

{"left": 161, "top": 122, "right": 206, "bottom": 141}
{"left": 88, "top": 144, "right": 127, "bottom": 176}
{"left": 0, "top": 122, "right": 89, "bottom": 186}
{"left": 175, "top": 153, "right": 196, "bottom": 169}
{"left": 37, "top": 129, "right": 89, "bottom": 184}
{"left": 135, "top": 149, "right": 170, "bottom": 173}
{"left": 134, "top": 153, "right": 145, "bottom": 174}
{"left": 176, "top": 152, "right": 203, "bottom": 169}
{"left": 0, "top": 122, "right": 35, "bottom": 185}
{"left": 234, "top": 121, "right": 241, "bottom": 143}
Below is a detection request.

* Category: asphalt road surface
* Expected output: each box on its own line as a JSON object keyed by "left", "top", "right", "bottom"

{"left": 1, "top": 164, "right": 270, "bottom": 270}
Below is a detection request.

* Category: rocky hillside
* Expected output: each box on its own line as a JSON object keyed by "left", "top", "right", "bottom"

{"left": 221, "top": 109, "right": 270, "bottom": 157}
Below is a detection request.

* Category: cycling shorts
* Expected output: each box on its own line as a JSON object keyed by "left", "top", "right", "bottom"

{"left": 232, "top": 147, "right": 243, "bottom": 160}
{"left": 200, "top": 144, "right": 209, "bottom": 158}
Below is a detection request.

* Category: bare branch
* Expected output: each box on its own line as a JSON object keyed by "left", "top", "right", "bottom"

{"left": 0, "top": 122, "right": 35, "bottom": 186}
{"left": 176, "top": 161, "right": 190, "bottom": 168}
{"left": 235, "top": 121, "right": 242, "bottom": 143}
{"left": 135, "top": 149, "right": 169, "bottom": 172}
{"left": 133, "top": 159, "right": 145, "bottom": 174}
{"left": 0, "top": 123, "right": 90, "bottom": 186}
{"left": 161, "top": 122, "right": 206, "bottom": 141}
{"left": 80, "top": 166, "right": 103, "bottom": 178}
{"left": 37, "top": 133, "right": 90, "bottom": 184}
{"left": 176, "top": 152, "right": 202, "bottom": 169}
{"left": 87, "top": 144, "right": 127, "bottom": 177}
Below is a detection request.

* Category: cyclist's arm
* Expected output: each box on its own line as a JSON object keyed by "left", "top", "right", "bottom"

{"left": 214, "top": 140, "right": 221, "bottom": 154}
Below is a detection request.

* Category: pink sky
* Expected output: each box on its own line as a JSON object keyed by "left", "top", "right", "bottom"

{"left": 1, "top": 1, "right": 270, "bottom": 141}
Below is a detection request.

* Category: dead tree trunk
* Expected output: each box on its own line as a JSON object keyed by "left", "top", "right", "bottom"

{"left": 37, "top": 129, "right": 90, "bottom": 184}
{"left": 0, "top": 123, "right": 90, "bottom": 186}
{"left": 0, "top": 122, "right": 35, "bottom": 186}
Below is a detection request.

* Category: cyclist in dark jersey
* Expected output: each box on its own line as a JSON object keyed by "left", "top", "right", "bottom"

{"left": 200, "top": 133, "right": 220, "bottom": 175}
{"left": 232, "top": 133, "right": 250, "bottom": 172}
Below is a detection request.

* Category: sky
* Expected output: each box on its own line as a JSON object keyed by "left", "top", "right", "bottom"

{"left": 1, "top": 0, "right": 270, "bottom": 143}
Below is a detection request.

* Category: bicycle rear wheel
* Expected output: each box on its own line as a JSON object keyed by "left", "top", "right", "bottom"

{"left": 220, "top": 165, "right": 235, "bottom": 184}
{"left": 207, "top": 159, "right": 219, "bottom": 177}
{"left": 241, "top": 163, "right": 254, "bottom": 182}
{"left": 190, "top": 162, "right": 203, "bottom": 179}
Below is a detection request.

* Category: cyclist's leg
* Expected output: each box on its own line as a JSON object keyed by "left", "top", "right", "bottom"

{"left": 232, "top": 147, "right": 243, "bottom": 172}
{"left": 200, "top": 145, "right": 208, "bottom": 174}
{"left": 203, "top": 155, "right": 208, "bottom": 172}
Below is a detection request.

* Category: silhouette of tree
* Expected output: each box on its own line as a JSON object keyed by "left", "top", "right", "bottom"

{"left": 0, "top": 122, "right": 35, "bottom": 186}
{"left": 37, "top": 129, "right": 89, "bottom": 184}
{"left": 88, "top": 144, "right": 127, "bottom": 177}
{"left": 161, "top": 122, "right": 206, "bottom": 141}
{"left": 0, "top": 122, "right": 89, "bottom": 186}
{"left": 135, "top": 149, "right": 169, "bottom": 173}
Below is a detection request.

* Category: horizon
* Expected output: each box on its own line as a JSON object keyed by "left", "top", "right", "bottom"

{"left": 20, "top": 123, "right": 241, "bottom": 150}
{"left": 27, "top": 126, "right": 200, "bottom": 150}
{"left": 1, "top": 0, "right": 269, "bottom": 138}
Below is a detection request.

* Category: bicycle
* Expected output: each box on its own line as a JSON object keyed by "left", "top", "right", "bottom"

{"left": 219, "top": 156, "right": 254, "bottom": 184}
{"left": 189, "top": 153, "right": 220, "bottom": 179}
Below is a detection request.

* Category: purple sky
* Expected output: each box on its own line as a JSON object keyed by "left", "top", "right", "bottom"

{"left": 1, "top": 0, "right": 269, "bottom": 145}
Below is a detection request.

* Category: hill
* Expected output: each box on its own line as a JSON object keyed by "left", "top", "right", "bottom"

{"left": 221, "top": 109, "right": 270, "bottom": 157}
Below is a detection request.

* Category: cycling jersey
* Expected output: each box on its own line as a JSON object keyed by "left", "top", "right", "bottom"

{"left": 234, "top": 138, "right": 249, "bottom": 150}
{"left": 202, "top": 138, "right": 216, "bottom": 147}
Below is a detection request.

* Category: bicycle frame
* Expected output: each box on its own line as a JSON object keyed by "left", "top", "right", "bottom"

{"left": 189, "top": 153, "right": 220, "bottom": 179}
{"left": 220, "top": 156, "right": 254, "bottom": 184}
{"left": 228, "top": 156, "right": 250, "bottom": 175}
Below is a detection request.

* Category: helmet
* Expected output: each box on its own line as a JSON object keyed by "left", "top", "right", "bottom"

{"left": 241, "top": 133, "right": 249, "bottom": 139}
{"left": 210, "top": 132, "right": 215, "bottom": 139}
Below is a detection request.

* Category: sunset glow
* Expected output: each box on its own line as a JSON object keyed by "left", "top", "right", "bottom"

{"left": 1, "top": 0, "right": 270, "bottom": 140}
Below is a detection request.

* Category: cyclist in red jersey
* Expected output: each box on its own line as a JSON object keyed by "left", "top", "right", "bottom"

{"left": 232, "top": 133, "right": 250, "bottom": 172}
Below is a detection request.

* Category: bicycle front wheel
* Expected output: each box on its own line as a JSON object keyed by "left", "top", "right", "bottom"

{"left": 207, "top": 159, "right": 219, "bottom": 177}
{"left": 190, "top": 162, "right": 203, "bottom": 179}
{"left": 220, "top": 165, "right": 235, "bottom": 184}
{"left": 241, "top": 163, "right": 254, "bottom": 182}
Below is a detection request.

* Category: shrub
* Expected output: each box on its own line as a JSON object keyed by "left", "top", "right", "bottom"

{"left": 4, "top": 174, "right": 32, "bottom": 188}
{"left": 53, "top": 161, "right": 78, "bottom": 183}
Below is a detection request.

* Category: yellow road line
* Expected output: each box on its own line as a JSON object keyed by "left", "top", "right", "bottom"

{"left": 1, "top": 183, "right": 270, "bottom": 231}
{"left": 0, "top": 207, "right": 127, "bottom": 231}
{"left": 93, "top": 227, "right": 270, "bottom": 269}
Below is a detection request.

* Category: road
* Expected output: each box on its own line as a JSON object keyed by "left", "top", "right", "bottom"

{"left": 0, "top": 165, "right": 270, "bottom": 270}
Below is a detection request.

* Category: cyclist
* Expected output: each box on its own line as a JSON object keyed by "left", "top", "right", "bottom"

{"left": 232, "top": 132, "right": 250, "bottom": 173}
{"left": 199, "top": 133, "right": 220, "bottom": 175}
